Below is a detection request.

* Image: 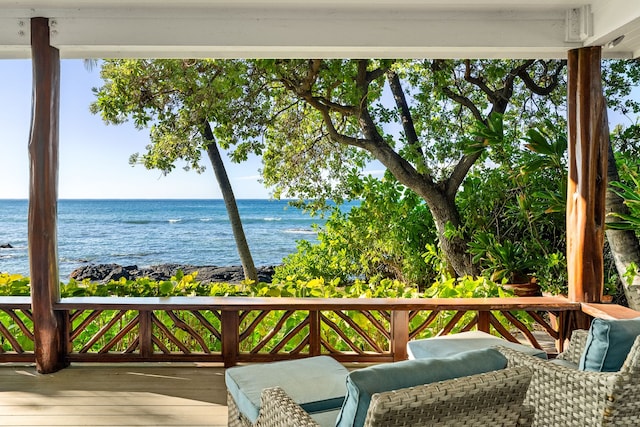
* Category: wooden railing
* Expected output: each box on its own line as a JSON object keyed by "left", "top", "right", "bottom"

{"left": 0, "top": 297, "right": 34, "bottom": 362}
{"left": 0, "top": 295, "right": 584, "bottom": 366}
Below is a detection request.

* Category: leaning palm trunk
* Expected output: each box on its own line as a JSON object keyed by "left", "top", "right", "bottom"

{"left": 605, "top": 143, "right": 640, "bottom": 310}
{"left": 203, "top": 121, "right": 258, "bottom": 283}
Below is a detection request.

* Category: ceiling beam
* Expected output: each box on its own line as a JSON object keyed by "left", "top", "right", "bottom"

{"left": 0, "top": 18, "right": 30, "bottom": 58}
{"left": 0, "top": 2, "right": 639, "bottom": 59}
{"left": 2, "top": 7, "right": 580, "bottom": 59}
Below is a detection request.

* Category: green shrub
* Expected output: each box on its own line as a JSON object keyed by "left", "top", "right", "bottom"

{"left": 0, "top": 270, "right": 541, "bottom": 355}
{"left": 274, "top": 175, "right": 437, "bottom": 288}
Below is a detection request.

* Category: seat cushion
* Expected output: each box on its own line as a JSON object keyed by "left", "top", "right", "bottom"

{"left": 407, "top": 330, "right": 548, "bottom": 360}
{"left": 579, "top": 317, "right": 640, "bottom": 372}
{"left": 225, "top": 355, "right": 348, "bottom": 423}
{"left": 310, "top": 409, "right": 342, "bottom": 427}
{"left": 335, "top": 347, "right": 508, "bottom": 427}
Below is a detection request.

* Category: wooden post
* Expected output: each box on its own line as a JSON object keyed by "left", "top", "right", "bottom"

{"left": 139, "top": 310, "right": 153, "bottom": 358}
{"left": 309, "top": 310, "right": 321, "bottom": 356}
{"left": 221, "top": 310, "right": 239, "bottom": 367}
{"left": 391, "top": 310, "right": 409, "bottom": 361}
{"left": 477, "top": 311, "right": 490, "bottom": 333}
{"left": 566, "top": 47, "right": 608, "bottom": 303}
{"left": 29, "top": 17, "right": 68, "bottom": 373}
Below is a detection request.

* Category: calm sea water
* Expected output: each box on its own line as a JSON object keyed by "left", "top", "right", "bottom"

{"left": 0, "top": 199, "right": 329, "bottom": 279}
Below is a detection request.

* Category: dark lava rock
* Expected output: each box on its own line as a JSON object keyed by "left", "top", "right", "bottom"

{"left": 0, "top": 243, "right": 13, "bottom": 249}
{"left": 69, "top": 263, "right": 276, "bottom": 284}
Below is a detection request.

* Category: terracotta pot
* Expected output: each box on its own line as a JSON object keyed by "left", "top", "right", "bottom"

{"left": 601, "top": 295, "right": 614, "bottom": 303}
{"left": 502, "top": 279, "right": 541, "bottom": 297}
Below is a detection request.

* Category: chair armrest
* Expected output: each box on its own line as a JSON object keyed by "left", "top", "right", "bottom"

{"left": 556, "top": 329, "right": 588, "bottom": 365}
{"left": 364, "top": 366, "right": 532, "bottom": 427}
{"left": 499, "top": 344, "right": 637, "bottom": 425}
{"left": 497, "top": 346, "right": 551, "bottom": 369}
{"left": 257, "top": 387, "right": 320, "bottom": 427}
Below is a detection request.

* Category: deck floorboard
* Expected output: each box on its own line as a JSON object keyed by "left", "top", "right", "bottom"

{"left": 0, "top": 363, "right": 228, "bottom": 426}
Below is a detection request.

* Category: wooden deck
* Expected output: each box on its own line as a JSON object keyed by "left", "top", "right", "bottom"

{"left": 0, "top": 363, "right": 229, "bottom": 426}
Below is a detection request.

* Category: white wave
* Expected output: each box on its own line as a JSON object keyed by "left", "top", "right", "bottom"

{"left": 283, "top": 228, "right": 317, "bottom": 235}
{"left": 200, "top": 218, "right": 212, "bottom": 222}
{"left": 264, "top": 217, "right": 282, "bottom": 221}
{"left": 168, "top": 219, "right": 182, "bottom": 223}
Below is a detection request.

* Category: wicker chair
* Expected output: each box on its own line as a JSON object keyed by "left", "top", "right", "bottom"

{"left": 499, "top": 329, "right": 640, "bottom": 426}
{"left": 227, "top": 365, "right": 534, "bottom": 427}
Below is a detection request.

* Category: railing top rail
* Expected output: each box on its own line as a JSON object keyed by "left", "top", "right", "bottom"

{"left": 0, "top": 296, "right": 33, "bottom": 308}
{"left": 53, "top": 295, "right": 580, "bottom": 312}
{"left": 581, "top": 302, "right": 640, "bottom": 320}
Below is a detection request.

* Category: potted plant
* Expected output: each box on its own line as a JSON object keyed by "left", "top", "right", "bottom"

{"left": 469, "top": 232, "right": 540, "bottom": 296}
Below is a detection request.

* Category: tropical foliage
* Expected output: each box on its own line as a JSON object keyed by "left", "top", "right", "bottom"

{"left": 273, "top": 174, "right": 437, "bottom": 288}
{"left": 87, "top": 58, "right": 640, "bottom": 301}
{"left": 0, "top": 272, "right": 530, "bottom": 353}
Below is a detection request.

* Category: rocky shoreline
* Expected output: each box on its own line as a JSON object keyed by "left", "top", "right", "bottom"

{"left": 69, "top": 263, "right": 276, "bottom": 284}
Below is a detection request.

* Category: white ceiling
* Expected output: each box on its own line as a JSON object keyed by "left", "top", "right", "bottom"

{"left": 0, "top": 0, "right": 639, "bottom": 59}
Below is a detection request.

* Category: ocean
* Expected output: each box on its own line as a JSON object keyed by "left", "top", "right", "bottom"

{"left": 0, "top": 199, "right": 330, "bottom": 279}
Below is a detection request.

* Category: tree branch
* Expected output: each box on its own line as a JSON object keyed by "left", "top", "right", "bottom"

{"left": 355, "top": 60, "right": 385, "bottom": 143}
{"left": 445, "top": 151, "right": 484, "bottom": 198}
{"left": 444, "top": 61, "right": 534, "bottom": 197}
{"left": 463, "top": 59, "right": 498, "bottom": 103}
{"left": 298, "top": 59, "right": 322, "bottom": 94}
{"left": 517, "top": 60, "right": 566, "bottom": 96}
{"left": 387, "top": 70, "right": 429, "bottom": 172}
{"left": 489, "top": 60, "right": 535, "bottom": 113}
{"left": 432, "top": 60, "right": 484, "bottom": 122}
{"left": 367, "top": 67, "right": 387, "bottom": 83}
{"left": 442, "top": 86, "right": 485, "bottom": 122}
{"left": 316, "top": 105, "right": 367, "bottom": 149}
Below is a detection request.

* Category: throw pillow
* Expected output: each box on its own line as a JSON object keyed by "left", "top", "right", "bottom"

{"left": 579, "top": 317, "right": 640, "bottom": 372}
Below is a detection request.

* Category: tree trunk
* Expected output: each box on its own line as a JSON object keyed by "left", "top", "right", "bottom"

{"left": 409, "top": 183, "right": 476, "bottom": 277}
{"left": 202, "top": 122, "right": 258, "bottom": 282}
{"left": 366, "top": 140, "right": 477, "bottom": 277}
{"left": 605, "top": 143, "right": 640, "bottom": 310}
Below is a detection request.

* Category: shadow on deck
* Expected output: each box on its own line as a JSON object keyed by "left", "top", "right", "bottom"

{"left": 0, "top": 363, "right": 229, "bottom": 426}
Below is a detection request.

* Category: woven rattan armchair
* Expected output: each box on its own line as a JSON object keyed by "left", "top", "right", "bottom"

{"left": 499, "top": 329, "right": 640, "bottom": 426}
{"left": 228, "top": 366, "right": 534, "bottom": 427}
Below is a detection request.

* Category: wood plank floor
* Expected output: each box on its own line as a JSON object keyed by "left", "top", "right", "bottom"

{"left": 0, "top": 363, "right": 229, "bottom": 426}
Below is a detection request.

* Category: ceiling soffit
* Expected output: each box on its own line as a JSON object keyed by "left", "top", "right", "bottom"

{"left": 0, "top": 1, "right": 638, "bottom": 59}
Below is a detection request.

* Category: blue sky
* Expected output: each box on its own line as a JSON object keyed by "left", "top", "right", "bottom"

{"left": 0, "top": 59, "right": 273, "bottom": 199}
{"left": 1, "top": 59, "right": 636, "bottom": 200}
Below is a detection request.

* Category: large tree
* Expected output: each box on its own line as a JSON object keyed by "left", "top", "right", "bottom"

{"left": 91, "top": 59, "right": 268, "bottom": 282}
{"left": 91, "top": 58, "right": 640, "bottom": 298}
{"left": 256, "top": 59, "right": 566, "bottom": 276}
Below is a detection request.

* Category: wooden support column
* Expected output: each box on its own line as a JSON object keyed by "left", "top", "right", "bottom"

{"left": 477, "top": 311, "right": 491, "bottom": 333}
{"left": 221, "top": 310, "right": 239, "bottom": 368}
{"left": 391, "top": 310, "right": 409, "bottom": 361}
{"left": 29, "top": 17, "right": 68, "bottom": 373}
{"left": 309, "top": 310, "right": 321, "bottom": 356}
{"left": 139, "top": 310, "right": 153, "bottom": 358}
{"left": 566, "top": 47, "right": 609, "bottom": 303}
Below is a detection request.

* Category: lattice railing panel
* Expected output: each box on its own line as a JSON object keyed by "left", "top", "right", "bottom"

{"left": 152, "top": 310, "right": 222, "bottom": 354}
{"left": 238, "top": 310, "right": 311, "bottom": 355}
{"left": 69, "top": 309, "right": 141, "bottom": 354}
{"left": 409, "top": 309, "right": 471, "bottom": 339}
{"left": 320, "top": 310, "right": 391, "bottom": 355}
{"left": 0, "top": 308, "right": 34, "bottom": 353}
{"left": 409, "top": 309, "right": 560, "bottom": 351}
{"left": 21, "top": 296, "right": 578, "bottom": 364}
